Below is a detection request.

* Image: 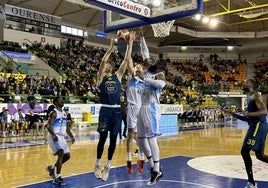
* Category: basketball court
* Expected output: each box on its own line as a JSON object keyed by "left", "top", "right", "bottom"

{"left": 1, "top": 119, "right": 268, "bottom": 188}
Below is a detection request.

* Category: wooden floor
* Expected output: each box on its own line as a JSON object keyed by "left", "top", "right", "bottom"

{"left": 1, "top": 120, "right": 268, "bottom": 188}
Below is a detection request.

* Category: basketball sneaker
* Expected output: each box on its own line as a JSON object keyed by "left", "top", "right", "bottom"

{"left": 94, "top": 165, "right": 102, "bottom": 179}
{"left": 147, "top": 170, "right": 163, "bottom": 186}
{"left": 53, "top": 176, "right": 67, "bottom": 186}
{"left": 101, "top": 165, "right": 110, "bottom": 181}
{"left": 46, "top": 165, "right": 55, "bottom": 179}
{"left": 137, "top": 159, "right": 144, "bottom": 173}
{"left": 126, "top": 161, "right": 133, "bottom": 174}
{"left": 245, "top": 182, "right": 258, "bottom": 188}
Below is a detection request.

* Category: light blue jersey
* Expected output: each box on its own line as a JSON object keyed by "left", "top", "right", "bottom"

{"left": 126, "top": 75, "right": 144, "bottom": 107}
{"left": 126, "top": 75, "right": 144, "bottom": 130}
{"left": 50, "top": 109, "right": 67, "bottom": 136}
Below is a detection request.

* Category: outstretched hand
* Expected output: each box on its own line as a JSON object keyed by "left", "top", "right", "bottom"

{"left": 127, "top": 31, "right": 137, "bottom": 43}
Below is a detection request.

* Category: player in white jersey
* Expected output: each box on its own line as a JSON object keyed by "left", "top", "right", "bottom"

{"left": 137, "top": 27, "right": 167, "bottom": 185}
{"left": 125, "top": 58, "right": 145, "bottom": 174}
{"left": 46, "top": 97, "right": 75, "bottom": 186}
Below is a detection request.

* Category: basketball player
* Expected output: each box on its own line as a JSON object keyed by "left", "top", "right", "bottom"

{"left": 46, "top": 97, "right": 75, "bottom": 186}
{"left": 94, "top": 31, "right": 137, "bottom": 181}
{"left": 137, "top": 27, "right": 166, "bottom": 185}
{"left": 221, "top": 78, "right": 268, "bottom": 188}
{"left": 125, "top": 58, "right": 145, "bottom": 174}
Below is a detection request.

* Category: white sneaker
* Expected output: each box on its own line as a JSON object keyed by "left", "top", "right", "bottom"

{"left": 245, "top": 182, "right": 258, "bottom": 188}
{"left": 94, "top": 165, "right": 102, "bottom": 179}
{"left": 101, "top": 165, "right": 110, "bottom": 181}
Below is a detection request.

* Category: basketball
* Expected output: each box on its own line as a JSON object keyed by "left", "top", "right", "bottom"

{"left": 117, "top": 29, "right": 130, "bottom": 41}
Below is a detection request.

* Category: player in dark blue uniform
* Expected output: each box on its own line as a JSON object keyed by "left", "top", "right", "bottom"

{"left": 222, "top": 79, "right": 268, "bottom": 188}
{"left": 94, "top": 31, "right": 137, "bottom": 181}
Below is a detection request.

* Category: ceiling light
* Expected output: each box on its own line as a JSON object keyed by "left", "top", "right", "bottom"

{"left": 227, "top": 46, "right": 234, "bottom": 50}
{"left": 194, "top": 14, "right": 202, "bottom": 21}
{"left": 209, "top": 18, "right": 218, "bottom": 27}
{"left": 202, "top": 16, "right": 210, "bottom": 24}
{"left": 152, "top": 0, "right": 162, "bottom": 7}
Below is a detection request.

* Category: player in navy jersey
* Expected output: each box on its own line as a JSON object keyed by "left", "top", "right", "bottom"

{"left": 94, "top": 31, "right": 137, "bottom": 181}
{"left": 46, "top": 97, "right": 75, "bottom": 186}
{"left": 125, "top": 58, "right": 145, "bottom": 174}
{"left": 222, "top": 79, "right": 268, "bottom": 188}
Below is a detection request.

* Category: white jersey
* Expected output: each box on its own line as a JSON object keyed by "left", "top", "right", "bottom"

{"left": 49, "top": 109, "right": 67, "bottom": 136}
{"left": 142, "top": 70, "right": 165, "bottom": 104}
{"left": 126, "top": 75, "right": 144, "bottom": 107}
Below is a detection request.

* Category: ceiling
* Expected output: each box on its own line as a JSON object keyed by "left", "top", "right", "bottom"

{"left": 3, "top": 0, "right": 268, "bottom": 48}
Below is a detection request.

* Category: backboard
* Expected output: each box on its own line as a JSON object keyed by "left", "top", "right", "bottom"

{"left": 84, "top": 0, "right": 203, "bottom": 33}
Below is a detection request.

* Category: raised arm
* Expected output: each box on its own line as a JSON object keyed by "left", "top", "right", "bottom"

{"left": 115, "top": 31, "right": 136, "bottom": 82}
{"left": 139, "top": 27, "right": 151, "bottom": 69}
{"left": 96, "top": 39, "right": 116, "bottom": 86}
{"left": 128, "top": 57, "right": 135, "bottom": 77}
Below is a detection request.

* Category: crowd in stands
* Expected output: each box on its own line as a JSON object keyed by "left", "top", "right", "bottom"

{"left": 0, "top": 38, "right": 267, "bottom": 137}
{"left": 169, "top": 54, "right": 248, "bottom": 93}
{"left": 0, "top": 39, "right": 267, "bottom": 107}
{"left": 255, "top": 59, "right": 268, "bottom": 93}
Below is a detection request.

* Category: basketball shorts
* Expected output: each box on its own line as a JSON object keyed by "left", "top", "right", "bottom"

{"left": 127, "top": 104, "right": 141, "bottom": 131}
{"left": 98, "top": 106, "right": 122, "bottom": 136}
{"left": 137, "top": 103, "right": 161, "bottom": 138}
{"left": 243, "top": 121, "right": 268, "bottom": 151}
{"left": 48, "top": 134, "right": 69, "bottom": 155}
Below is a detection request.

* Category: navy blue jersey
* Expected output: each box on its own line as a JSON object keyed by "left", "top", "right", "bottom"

{"left": 247, "top": 92, "right": 267, "bottom": 125}
{"left": 98, "top": 74, "right": 121, "bottom": 105}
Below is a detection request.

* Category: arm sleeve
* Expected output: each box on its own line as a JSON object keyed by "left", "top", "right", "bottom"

{"left": 144, "top": 78, "right": 165, "bottom": 89}
{"left": 140, "top": 37, "right": 149, "bottom": 60}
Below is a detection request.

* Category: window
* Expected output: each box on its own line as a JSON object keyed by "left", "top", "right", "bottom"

{"left": 61, "top": 25, "right": 84, "bottom": 37}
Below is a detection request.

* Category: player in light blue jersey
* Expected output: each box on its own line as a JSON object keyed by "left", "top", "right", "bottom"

{"left": 137, "top": 27, "right": 167, "bottom": 185}
{"left": 125, "top": 58, "right": 145, "bottom": 174}
{"left": 46, "top": 97, "right": 75, "bottom": 186}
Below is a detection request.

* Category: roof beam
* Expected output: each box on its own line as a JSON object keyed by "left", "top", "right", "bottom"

{"left": 86, "top": 9, "right": 99, "bottom": 27}
{"left": 51, "top": 0, "right": 63, "bottom": 15}
{"left": 209, "top": 3, "right": 268, "bottom": 17}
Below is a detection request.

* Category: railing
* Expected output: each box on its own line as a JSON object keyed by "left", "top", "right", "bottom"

{"left": 0, "top": 50, "right": 20, "bottom": 72}
{"left": 24, "top": 38, "right": 34, "bottom": 46}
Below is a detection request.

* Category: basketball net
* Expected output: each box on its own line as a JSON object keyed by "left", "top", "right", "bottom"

{"left": 151, "top": 20, "right": 175, "bottom": 37}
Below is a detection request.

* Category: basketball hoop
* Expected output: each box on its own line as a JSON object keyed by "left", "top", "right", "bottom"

{"left": 151, "top": 20, "right": 175, "bottom": 37}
